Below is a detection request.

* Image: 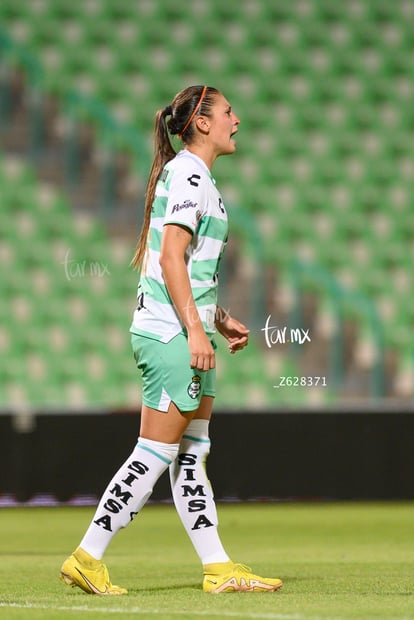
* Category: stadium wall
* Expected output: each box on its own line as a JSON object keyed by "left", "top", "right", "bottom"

{"left": 1, "top": 410, "right": 413, "bottom": 503}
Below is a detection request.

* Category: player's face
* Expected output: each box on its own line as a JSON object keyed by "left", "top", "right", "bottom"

{"left": 205, "top": 93, "right": 240, "bottom": 156}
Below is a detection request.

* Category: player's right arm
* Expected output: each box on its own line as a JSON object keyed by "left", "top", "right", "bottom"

{"left": 159, "top": 223, "right": 215, "bottom": 371}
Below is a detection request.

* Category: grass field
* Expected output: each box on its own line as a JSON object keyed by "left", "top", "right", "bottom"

{"left": 0, "top": 502, "right": 413, "bottom": 620}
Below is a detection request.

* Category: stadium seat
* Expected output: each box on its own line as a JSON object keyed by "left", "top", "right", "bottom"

{"left": 1, "top": 0, "right": 413, "bottom": 404}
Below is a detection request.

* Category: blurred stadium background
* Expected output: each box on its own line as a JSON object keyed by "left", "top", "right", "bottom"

{"left": 1, "top": 0, "right": 413, "bottom": 420}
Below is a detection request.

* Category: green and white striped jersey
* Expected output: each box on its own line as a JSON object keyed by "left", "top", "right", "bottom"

{"left": 130, "top": 150, "right": 228, "bottom": 342}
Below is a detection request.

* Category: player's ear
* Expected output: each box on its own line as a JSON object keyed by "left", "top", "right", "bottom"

{"left": 195, "top": 115, "right": 210, "bottom": 134}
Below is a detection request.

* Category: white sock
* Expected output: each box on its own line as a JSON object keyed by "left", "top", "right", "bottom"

{"left": 169, "top": 419, "right": 230, "bottom": 565}
{"left": 80, "top": 437, "right": 179, "bottom": 559}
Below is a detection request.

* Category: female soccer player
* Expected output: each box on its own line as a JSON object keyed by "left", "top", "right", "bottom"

{"left": 60, "top": 85, "right": 283, "bottom": 594}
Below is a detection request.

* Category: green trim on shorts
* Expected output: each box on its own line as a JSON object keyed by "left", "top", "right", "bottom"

{"left": 131, "top": 332, "right": 216, "bottom": 413}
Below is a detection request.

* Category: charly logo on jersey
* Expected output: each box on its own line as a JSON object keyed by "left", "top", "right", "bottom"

{"left": 187, "top": 375, "right": 201, "bottom": 399}
{"left": 187, "top": 174, "right": 201, "bottom": 187}
{"left": 171, "top": 199, "right": 198, "bottom": 213}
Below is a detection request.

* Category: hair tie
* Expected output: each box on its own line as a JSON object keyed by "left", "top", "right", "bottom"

{"left": 163, "top": 105, "right": 173, "bottom": 116}
{"left": 178, "top": 86, "right": 207, "bottom": 138}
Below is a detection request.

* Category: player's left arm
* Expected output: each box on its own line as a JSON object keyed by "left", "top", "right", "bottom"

{"left": 215, "top": 306, "right": 249, "bottom": 354}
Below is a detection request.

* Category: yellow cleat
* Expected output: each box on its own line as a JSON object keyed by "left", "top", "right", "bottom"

{"left": 203, "top": 561, "right": 283, "bottom": 593}
{"left": 60, "top": 547, "right": 127, "bottom": 595}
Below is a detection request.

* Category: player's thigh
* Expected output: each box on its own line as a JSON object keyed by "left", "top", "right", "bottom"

{"left": 193, "top": 395, "right": 214, "bottom": 420}
{"left": 139, "top": 401, "right": 193, "bottom": 443}
{"left": 139, "top": 395, "right": 213, "bottom": 443}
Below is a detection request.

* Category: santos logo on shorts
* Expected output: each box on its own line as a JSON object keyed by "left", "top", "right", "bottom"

{"left": 187, "top": 375, "right": 201, "bottom": 399}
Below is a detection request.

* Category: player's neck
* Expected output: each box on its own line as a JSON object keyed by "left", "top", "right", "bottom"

{"left": 185, "top": 144, "right": 217, "bottom": 171}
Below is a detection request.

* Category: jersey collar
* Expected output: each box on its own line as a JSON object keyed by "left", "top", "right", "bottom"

{"left": 178, "top": 149, "right": 216, "bottom": 184}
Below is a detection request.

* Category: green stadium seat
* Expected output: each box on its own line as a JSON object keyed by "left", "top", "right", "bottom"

{"left": 1, "top": 0, "right": 413, "bottom": 405}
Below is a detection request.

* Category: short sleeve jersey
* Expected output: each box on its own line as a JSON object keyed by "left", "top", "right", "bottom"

{"left": 130, "top": 150, "right": 228, "bottom": 343}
